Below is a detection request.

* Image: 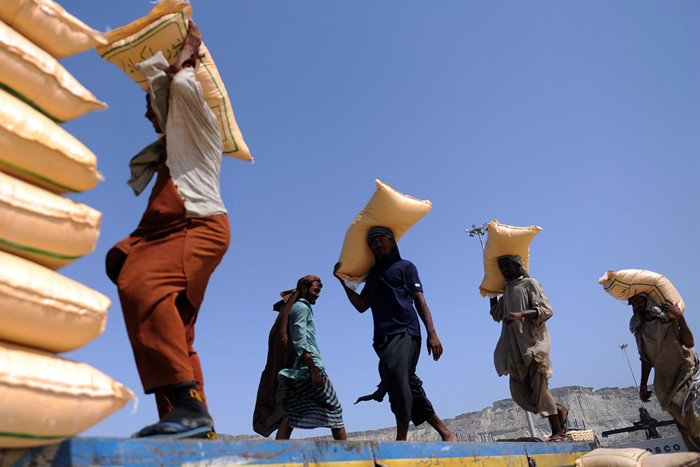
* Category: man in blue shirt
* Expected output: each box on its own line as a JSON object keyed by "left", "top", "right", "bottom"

{"left": 335, "top": 226, "right": 456, "bottom": 441}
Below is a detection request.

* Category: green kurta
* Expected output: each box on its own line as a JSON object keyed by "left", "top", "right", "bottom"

{"left": 278, "top": 298, "right": 325, "bottom": 383}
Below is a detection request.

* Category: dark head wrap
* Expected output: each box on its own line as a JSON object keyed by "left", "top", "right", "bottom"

{"left": 367, "top": 226, "right": 401, "bottom": 259}
{"left": 497, "top": 255, "right": 529, "bottom": 278}
{"left": 272, "top": 275, "right": 322, "bottom": 311}
{"left": 628, "top": 292, "right": 668, "bottom": 335}
{"left": 254, "top": 274, "right": 321, "bottom": 436}
{"left": 367, "top": 226, "right": 395, "bottom": 244}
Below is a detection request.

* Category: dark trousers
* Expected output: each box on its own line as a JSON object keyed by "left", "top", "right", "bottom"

{"left": 373, "top": 332, "right": 435, "bottom": 425}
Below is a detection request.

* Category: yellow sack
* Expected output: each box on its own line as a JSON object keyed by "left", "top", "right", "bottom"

{"left": 642, "top": 452, "right": 700, "bottom": 467}
{"left": 599, "top": 269, "right": 685, "bottom": 313}
{"left": 0, "top": 341, "right": 134, "bottom": 448}
{"left": 0, "top": 250, "right": 109, "bottom": 353}
{"left": 96, "top": 0, "right": 252, "bottom": 161}
{"left": 0, "top": 19, "right": 106, "bottom": 123}
{"left": 0, "top": 171, "right": 101, "bottom": 269}
{"left": 0, "top": 0, "right": 107, "bottom": 59}
{"left": 336, "top": 179, "right": 431, "bottom": 284}
{"left": 0, "top": 88, "right": 100, "bottom": 193}
{"left": 574, "top": 448, "right": 650, "bottom": 467}
{"left": 479, "top": 219, "right": 542, "bottom": 297}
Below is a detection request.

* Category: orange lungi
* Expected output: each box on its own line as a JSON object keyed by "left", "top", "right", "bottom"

{"left": 106, "top": 162, "right": 229, "bottom": 415}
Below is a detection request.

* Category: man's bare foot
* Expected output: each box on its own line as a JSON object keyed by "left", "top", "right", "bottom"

{"left": 442, "top": 433, "right": 458, "bottom": 442}
{"left": 556, "top": 403, "right": 568, "bottom": 433}
{"left": 547, "top": 433, "right": 567, "bottom": 442}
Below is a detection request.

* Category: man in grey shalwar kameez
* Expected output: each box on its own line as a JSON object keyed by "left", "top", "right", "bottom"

{"left": 489, "top": 255, "right": 568, "bottom": 441}
{"left": 628, "top": 293, "right": 700, "bottom": 452}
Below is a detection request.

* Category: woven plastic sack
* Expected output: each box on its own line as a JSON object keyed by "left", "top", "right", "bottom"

{"left": 0, "top": 171, "right": 101, "bottom": 269}
{"left": 0, "top": 88, "right": 100, "bottom": 193}
{"left": 479, "top": 219, "right": 542, "bottom": 297}
{"left": 0, "top": 341, "right": 133, "bottom": 448}
{"left": 0, "top": 19, "right": 106, "bottom": 122}
{"left": 96, "top": 0, "right": 251, "bottom": 161}
{"left": 599, "top": 269, "right": 685, "bottom": 313}
{"left": 642, "top": 452, "right": 700, "bottom": 467}
{"left": 336, "top": 179, "right": 431, "bottom": 284}
{"left": 0, "top": 250, "right": 109, "bottom": 353}
{"left": 0, "top": 0, "right": 107, "bottom": 59}
{"left": 575, "top": 448, "right": 651, "bottom": 467}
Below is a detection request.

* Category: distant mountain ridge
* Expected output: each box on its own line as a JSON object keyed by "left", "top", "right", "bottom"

{"left": 224, "top": 386, "right": 694, "bottom": 444}
{"left": 344, "top": 386, "right": 687, "bottom": 444}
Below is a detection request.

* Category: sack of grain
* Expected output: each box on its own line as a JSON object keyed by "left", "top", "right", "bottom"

{"left": 599, "top": 269, "right": 685, "bottom": 313}
{"left": 479, "top": 219, "right": 541, "bottom": 297}
{"left": 0, "top": 250, "right": 109, "bottom": 353}
{"left": 336, "top": 179, "right": 431, "bottom": 284}
{"left": 0, "top": 171, "right": 101, "bottom": 269}
{"left": 0, "top": 19, "right": 106, "bottom": 122}
{"left": 575, "top": 448, "right": 650, "bottom": 467}
{"left": 0, "top": 341, "right": 133, "bottom": 448}
{"left": 0, "top": 88, "right": 100, "bottom": 193}
{"left": 0, "top": 0, "right": 107, "bottom": 59}
{"left": 96, "top": 0, "right": 251, "bottom": 161}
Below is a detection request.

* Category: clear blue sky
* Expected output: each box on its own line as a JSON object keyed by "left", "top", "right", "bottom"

{"left": 51, "top": 1, "right": 699, "bottom": 438}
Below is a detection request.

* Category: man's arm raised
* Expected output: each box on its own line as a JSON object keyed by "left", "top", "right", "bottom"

{"left": 171, "top": 20, "right": 203, "bottom": 74}
{"left": 662, "top": 302, "right": 694, "bottom": 348}
{"left": 334, "top": 262, "right": 369, "bottom": 313}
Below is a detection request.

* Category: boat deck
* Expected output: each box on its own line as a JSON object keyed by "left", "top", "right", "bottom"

{"left": 0, "top": 437, "right": 597, "bottom": 467}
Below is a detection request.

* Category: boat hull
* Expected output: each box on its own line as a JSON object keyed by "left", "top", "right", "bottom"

{"left": 0, "top": 437, "right": 596, "bottom": 467}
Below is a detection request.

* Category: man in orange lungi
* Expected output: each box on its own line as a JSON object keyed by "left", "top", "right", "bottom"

{"left": 106, "top": 21, "right": 229, "bottom": 440}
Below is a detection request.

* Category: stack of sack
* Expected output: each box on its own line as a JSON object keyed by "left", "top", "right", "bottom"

{"left": 0, "top": 0, "right": 133, "bottom": 448}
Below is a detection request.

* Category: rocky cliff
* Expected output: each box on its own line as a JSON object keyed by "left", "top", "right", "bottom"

{"left": 345, "top": 386, "right": 689, "bottom": 445}
{"left": 225, "top": 385, "right": 695, "bottom": 445}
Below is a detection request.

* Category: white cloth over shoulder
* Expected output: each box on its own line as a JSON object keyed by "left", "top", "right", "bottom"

{"left": 137, "top": 52, "right": 226, "bottom": 218}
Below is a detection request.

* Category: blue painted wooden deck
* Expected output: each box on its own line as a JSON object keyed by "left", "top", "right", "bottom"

{"left": 0, "top": 437, "right": 596, "bottom": 467}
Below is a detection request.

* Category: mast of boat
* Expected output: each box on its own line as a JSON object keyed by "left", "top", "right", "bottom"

{"left": 600, "top": 343, "right": 674, "bottom": 440}
{"left": 467, "top": 222, "right": 538, "bottom": 438}
{"left": 619, "top": 344, "right": 640, "bottom": 391}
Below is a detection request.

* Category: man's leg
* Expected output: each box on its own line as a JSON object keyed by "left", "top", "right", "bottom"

{"left": 136, "top": 381, "right": 215, "bottom": 439}
{"left": 666, "top": 387, "right": 700, "bottom": 452}
{"left": 556, "top": 402, "right": 569, "bottom": 432}
{"left": 510, "top": 371, "right": 564, "bottom": 439}
{"left": 276, "top": 417, "right": 293, "bottom": 440}
{"left": 426, "top": 414, "right": 457, "bottom": 441}
{"left": 407, "top": 374, "right": 456, "bottom": 441}
{"left": 396, "top": 420, "right": 410, "bottom": 441}
{"left": 375, "top": 334, "right": 414, "bottom": 439}
{"left": 547, "top": 413, "right": 564, "bottom": 438}
{"left": 154, "top": 292, "right": 206, "bottom": 417}
{"left": 331, "top": 427, "right": 347, "bottom": 440}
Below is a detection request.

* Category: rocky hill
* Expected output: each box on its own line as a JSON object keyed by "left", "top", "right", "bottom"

{"left": 224, "top": 385, "right": 694, "bottom": 445}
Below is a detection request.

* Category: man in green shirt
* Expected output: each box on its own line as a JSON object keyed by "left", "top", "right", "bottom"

{"left": 276, "top": 275, "right": 346, "bottom": 440}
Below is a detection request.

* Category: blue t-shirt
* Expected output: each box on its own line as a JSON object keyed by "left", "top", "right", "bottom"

{"left": 362, "top": 256, "right": 423, "bottom": 338}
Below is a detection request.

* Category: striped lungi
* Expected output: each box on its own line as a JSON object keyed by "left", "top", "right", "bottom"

{"left": 283, "top": 372, "right": 344, "bottom": 429}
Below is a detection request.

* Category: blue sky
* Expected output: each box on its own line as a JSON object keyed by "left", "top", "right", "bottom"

{"left": 48, "top": 1, "right": 700, "bottom": 438}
